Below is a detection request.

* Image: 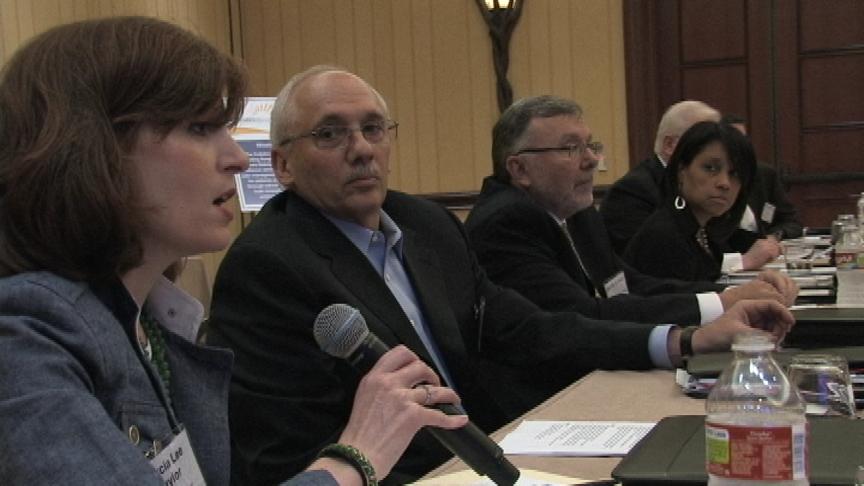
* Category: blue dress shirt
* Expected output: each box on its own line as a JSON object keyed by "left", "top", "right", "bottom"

{"left": 326, "top": 210, "right": 458, "bottom": 388}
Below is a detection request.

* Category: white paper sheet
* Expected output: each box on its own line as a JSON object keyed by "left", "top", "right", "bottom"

{"left": 499, "top": 420, "right": 655, "bottom": 456}
{"left": 411, "top": 467, "right": 606, "bottom": 485}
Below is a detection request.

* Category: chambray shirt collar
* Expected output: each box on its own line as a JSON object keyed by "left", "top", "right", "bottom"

{"left": 93, "top": 275, "right": 204, "bottom": 344}
{"left": 325, "top": 210, "right": 405, "bottom": 258}
{"left": 143, "top": 276, "right": 205, "bottom": 344}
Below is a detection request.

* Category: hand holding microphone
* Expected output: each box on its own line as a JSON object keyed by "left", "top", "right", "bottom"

{"left": 340, "top": 344, "right": 468, "bottom": 480}
{"left": 314, "top": 304, "right": 520, "bottom": 485}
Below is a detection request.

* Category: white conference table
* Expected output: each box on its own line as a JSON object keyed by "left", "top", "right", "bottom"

{"left": 424, "top": 369, "right": 705, "bottom": 481}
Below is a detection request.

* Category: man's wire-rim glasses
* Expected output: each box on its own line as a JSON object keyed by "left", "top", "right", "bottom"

{"left": 278, "top": 120, "right": 399, "bottom": 150}
{"left": 513, "top": 141, "right": 604, "bottom": 159}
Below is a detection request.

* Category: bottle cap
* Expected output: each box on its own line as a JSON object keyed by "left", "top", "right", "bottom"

{"left": 731, "top": 331, "right": 775, "bottom": 352}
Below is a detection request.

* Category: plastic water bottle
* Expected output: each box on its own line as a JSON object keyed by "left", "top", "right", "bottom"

{"left": 705, "top": 332, "right": 809, "bottom": 486}
{"left": 857, "top": 192, "right": 864, "bottom": 237}
{"left": 836, "top": 223, "right": 863, "bottom": 269}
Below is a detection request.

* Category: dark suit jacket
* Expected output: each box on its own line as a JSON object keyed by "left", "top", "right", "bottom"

{"left": 623, "top": 205, "right": 733, "bottom": 282}
{"left": 601, "top": 156, "right": 801, "bottom": 255}
{"left": 207, "top": 190, "right": 657, "bottom": 485}
{"left": 600, "top": 154, "right": 666, "bottom": 254}
{"left": 747, "top": 162, "right": 803, "bottom": 240}
{"left": 464, "top": 177, "right": 722, "bottom": 324}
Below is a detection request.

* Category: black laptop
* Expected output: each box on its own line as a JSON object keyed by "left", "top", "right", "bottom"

{"left": 612, "top": 415, "right": 864, "bottom": 485}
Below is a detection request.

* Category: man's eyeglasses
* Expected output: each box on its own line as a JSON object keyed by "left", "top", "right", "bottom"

{"left": 513, "top": 141, "right": 604, "bottom": 159}
{"left": 278, "top": 120, "right": 399, "bottom": 150}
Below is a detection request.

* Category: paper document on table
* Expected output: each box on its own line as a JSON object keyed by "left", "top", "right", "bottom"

{"left": 499, "top": 420, "right": 655, "bottom": 456}
{"left": 411, "top": 467, "right": 605, "bottom": 485}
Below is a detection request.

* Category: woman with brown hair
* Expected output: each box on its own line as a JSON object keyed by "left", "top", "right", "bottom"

{"left": 0, "top": 17, "right": 465, "bottom": 485}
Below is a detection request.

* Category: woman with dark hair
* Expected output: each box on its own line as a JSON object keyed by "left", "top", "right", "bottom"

{"left": 0, "top": 17, "right": 465, "bottom": 485}
{"left": 623, "top": 121, "right": 777, "bottom": 282}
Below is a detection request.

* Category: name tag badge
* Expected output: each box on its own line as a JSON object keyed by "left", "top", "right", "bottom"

{"left": 604, "top": 271, "right": 629, "bottom": 297}
{"left": 761, "top": 203, "right": 776, "bottom": 224}
{"left": 149, "top": 427, "right": 205, "bottom": 486}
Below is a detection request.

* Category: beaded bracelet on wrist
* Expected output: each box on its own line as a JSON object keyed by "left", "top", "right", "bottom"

{"left": 316, "top": 443, "right": 378, "bottom": 486}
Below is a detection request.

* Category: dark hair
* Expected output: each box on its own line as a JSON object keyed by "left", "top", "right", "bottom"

{"left": 0, "top": 16, "right": 247, "bottom": 281}
{"left": 667, "top": 121, "right": 757, "bottom": 227}
{"left": 491, "top": 95, "right": 582, "bottom": 183}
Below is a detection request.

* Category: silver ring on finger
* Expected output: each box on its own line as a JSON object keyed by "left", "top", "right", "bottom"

{"left": 421, "top": 384, "right": 433, "bottom": 406}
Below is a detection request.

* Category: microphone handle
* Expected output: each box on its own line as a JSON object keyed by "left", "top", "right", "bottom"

{"left": 347, "top": 334, "right": 519, "bottom": 485}
{"left": 430, "top": 404, "right": 520, "bottom": 486}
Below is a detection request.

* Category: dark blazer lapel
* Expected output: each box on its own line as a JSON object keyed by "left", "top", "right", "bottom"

{"left": 568, "top": 207, "right": 621, "bottom": 290}
{"left": 398, "top": 226, "right": 469, "bottom": 367}
{"left": 648, "top": 154, "right": 669, "bottom": 201}
{"left": 288, "top": 197, "right": 432, "bottom": 360}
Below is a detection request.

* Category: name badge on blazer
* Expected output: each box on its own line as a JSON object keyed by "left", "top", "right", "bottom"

{"left": 604, "top": 271, "right": 629, "bottom": 297}
{"left": 148, "top": 427, "right": 205, "bottom": 486}
{"left": 761, "top": 203, "right": 776, "bottom": 224}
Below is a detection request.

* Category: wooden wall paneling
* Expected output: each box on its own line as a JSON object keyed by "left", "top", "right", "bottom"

{"left": 278, "top": 1, "right": 303, "bottom": 92}
{"left": 334, "top": 0, "right": 357, "bottom": 69}
{"left": 0, "top": 2, "right": 12, "bottom": 62}
{"left": 525, "top": 0, "right": 552, "bottom": 94}
{"left": 677, "top": 0, "right": 748, "bottom": 118}
{"left": 240, "top": 0, "right": 290, "bottom": 95}
{"left": 390, "top": 0, "right": 418, "bottom": 192}
{"left": 802, "top": 131, "right": 864, "bottom": 173}
{"left": 657, "top": 0, "right": 681, "bottom": 114}
{"left": 623, "top": 0, "right": 661, "bottom": 163}
{"left": 0, "top": 1, "right": 22, "bottom": 63}
{"left": 507, "top": 1, "right": 531, "bottom": 101}
{"left": 800, "top": 55, "right": 864, "bottom": 127}
{"left": 547, "top": 0, "right": 573, "bottom": 97}
{"left": 773, "top": 2, "right": 801, "bottom": 175}
{"left": 408, "top": 1, "right": 438, "bottom": 194}
{"left": 300, "top": 1, "right": 337, "bottom": 67}
{"left": 431, "top": 0, "right": 474, "bottom": 191}
{"left": 681, "top": 65, "right": 748, "bottom": 117}
{"left": 680, "top": 0, "right": 746, "bottom": 62}
{"left": 797, "top": 182, "right": 864, "bottom": 225}
{"left": 467, "top": 2, "right": 496, "bottom": 184}
{"left": 351, "top": 1, "right": 375, "bottom": 81}
{"left": 745, "top": 0, "right": 773, "bottom": 165}
{"left": 606, "top": 0, "right": 630, "bottom": 184}
{"left": 371, "top": 0, "right": 399, "bottom": 184}
{"left": 799, "top": 0, "right": 864, "bottom": 51}
{"left": 575, "top": 0, "right": 628, "bottom": 184}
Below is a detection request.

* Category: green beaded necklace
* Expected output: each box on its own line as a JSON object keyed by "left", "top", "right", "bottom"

{"left": 139, "top": 312, "right": 172, "bottom": 408}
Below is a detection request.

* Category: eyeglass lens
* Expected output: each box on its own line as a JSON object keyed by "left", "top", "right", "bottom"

{"left": 314, "top": 122, "right": 396, "bottom": 149}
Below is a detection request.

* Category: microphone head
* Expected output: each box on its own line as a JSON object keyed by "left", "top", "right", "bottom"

{"left": 313, "top": 303, "right": 369, "bottom": 359}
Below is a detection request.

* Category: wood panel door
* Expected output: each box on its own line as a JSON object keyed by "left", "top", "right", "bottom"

{"left": 624, "top": 0, "right": 864, "bottom": 227}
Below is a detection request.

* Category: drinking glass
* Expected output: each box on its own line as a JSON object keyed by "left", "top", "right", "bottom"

{"left": 787, "top": 354, "right": 856, "bottom": 417}
{"left": 782, "top": 240, "right": 814, "bottom": 270}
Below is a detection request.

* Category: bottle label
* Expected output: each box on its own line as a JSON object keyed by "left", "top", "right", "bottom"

{"left": 705, "top": 421, "right": 808, "bottom": 481}
{"left": 836, "top": 250, "right": 859, "bottom": 269}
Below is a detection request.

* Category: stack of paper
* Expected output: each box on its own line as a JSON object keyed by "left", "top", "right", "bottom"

{"left": 411, "top": 468, "right": 609, "bottom": 485}
{"left": 499, "top": 420, "right": 655, "bottom": 457}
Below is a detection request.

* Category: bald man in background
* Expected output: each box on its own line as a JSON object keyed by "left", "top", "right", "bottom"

{"left": 601, "top": 100, "right": 720, "bottom": 254}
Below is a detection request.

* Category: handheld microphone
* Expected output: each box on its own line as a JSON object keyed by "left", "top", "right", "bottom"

{"left": 313, "top": 303, "right": 520, "bottom": 486}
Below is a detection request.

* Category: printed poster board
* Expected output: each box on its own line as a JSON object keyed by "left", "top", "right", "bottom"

{"left": 232, "top": 97, "right": 281, "bottom": 212}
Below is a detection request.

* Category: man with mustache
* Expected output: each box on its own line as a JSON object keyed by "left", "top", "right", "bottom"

{"left": 465, "top": 96, "right": 797, "bottom": 325}
{"left": 207, "top": 66, "right": 796, "bottom": 485}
